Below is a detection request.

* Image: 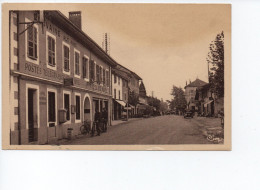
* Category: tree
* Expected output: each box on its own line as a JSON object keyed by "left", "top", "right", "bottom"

{"left": 128, "top": 90, "right": 139, "bottom": 106}
{"left": 147, "top": 96, "right": 161, "bottom": 110}
{"left": 207, "top": 31, "right": 224, "bottom": 97}
{"left": 169, "top": 86, "right": 187, "bottom": 112}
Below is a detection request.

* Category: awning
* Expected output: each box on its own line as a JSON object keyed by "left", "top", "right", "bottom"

{"left": 204, "top": 100, "right": 213, "bottom": 107}
{"left": 115, "top": 100, "right": 126, "bottom": 107}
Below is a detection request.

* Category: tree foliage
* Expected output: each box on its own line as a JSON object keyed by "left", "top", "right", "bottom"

{"left": 207, "top": 31, "right": 224, "bottom": 97}
{"left": 128, "top": 90, "right": 139, "bottom": 106}
{"left": 169, "top": 86, "right": 187, "bottom": 111}
{"left": 147, "top": 96, "right": 161, "bottom": 110}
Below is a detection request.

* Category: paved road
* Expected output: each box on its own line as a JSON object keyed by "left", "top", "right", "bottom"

{"left": 59, "top": 115, "right": 221, "bottom": 145}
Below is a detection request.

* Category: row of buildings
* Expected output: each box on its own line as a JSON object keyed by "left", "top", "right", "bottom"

{"left": 9, "top": 10, "right": 148, "bottom": 145}
{"left": 184, "top": 78, "right": 224, "bottom": 116}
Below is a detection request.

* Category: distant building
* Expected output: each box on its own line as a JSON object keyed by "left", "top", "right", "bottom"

{"left": 137, "top": 81, "right": 149, "bottom": 115}
{"left": 128, "top": 72, "right": 142, "bottom": 115}
{"left": 195, "top": 84, "right": 224, "bottom": 117}
{"left": 184, "top": 78, "right": 207, "bottom": 111}
{"left": 111, "top": 67, "right": 130, "bottom": 120}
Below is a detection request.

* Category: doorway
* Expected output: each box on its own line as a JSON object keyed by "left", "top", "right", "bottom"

{"left": 28, "top": 88, "right": 38, "bottom": 142}
{"left": 84, "top": 96, "right": 91, "bottom": 122}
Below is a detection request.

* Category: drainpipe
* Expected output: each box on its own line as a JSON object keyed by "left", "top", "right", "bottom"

{"left": 16, "top": 11, "right": 21, "bottom": 145}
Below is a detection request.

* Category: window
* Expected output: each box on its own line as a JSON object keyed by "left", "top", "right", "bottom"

{"left": 96, "top": 65, "right": 100, "bottom": 83}
{"left": 63, "top": 44, "right": 70, "bottom": 72}
{"left": 27, "top": 26, "right": 37, "bottom": 60}
{"left": 103, "top": 68, "right": 105, "bottom": 85}
{"left": 47, "top": 35, "right": 55, "bottom": 67}
{"left": 118, "top": 77, "right": 120, "bottom": 85}
{"left": 90, "top": 60, "right": 95, "bottom": 82}
{"left": 48, "top": 91, "right": 56, "bottom": 123}
{"left": 64, "top": 94, "right": 70, "bottom": 121}
{"left": 74, "top": 51, "right": 80, "bottom": 76}
{"left": 75, "top": 95, "right": 80, "bottom": 120}
{"left": 114, "top": 89, "right": 116, "bottom": 99}
{"left": 119, "top": 90, "right": 121, "bottom": 100}
{"left": 114, "top": 75, "right": 117, "bottom": 83}
{"left": 82, "top": 56, "right": 89, "bottom": 80}
{"left": 100, "top": 67, "right": 103, "bottom": 84}
{"left": 106, "top": 70, "right": 109, "bottom": 86}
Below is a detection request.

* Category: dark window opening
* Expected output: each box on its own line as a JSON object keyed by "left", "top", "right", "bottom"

{"left": 76, "top": 96, "right": 80, "bottom": 120}
{"left": 48, "top": 91, "right": 56, "bottom": 123}
{"left": 48, "top": 36, "right": 55, "bottom": 67}
{"left": 75, "top": 52, "right": 80, "bottom": 75}
{"left": 82, "top": 57, "right": 89, "bottom": 79}
{"left": 64, "top": 45, "right": 70, "bottom": 72}
{"left": 64, "top": 94, "right": 70, "bottom": 120}
{"left": 28, "top": 26, "right": 37, "bottom": 60}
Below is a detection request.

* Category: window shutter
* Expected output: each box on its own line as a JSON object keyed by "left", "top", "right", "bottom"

{"left": 82, "top": 58, "right": 86, "bottom": 78}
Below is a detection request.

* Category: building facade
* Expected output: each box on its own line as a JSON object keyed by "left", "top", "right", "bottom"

{"left": 128, "top": 72, "right": 142, "bottom": 116}
{"left": 9, "top": 11, "right": 117, "bottom": 145}
{"left": 195, "top": 84, "right": 224, "bottom": 117}
{"left": 184, "top": 78, "right": 207, "bottom": 111}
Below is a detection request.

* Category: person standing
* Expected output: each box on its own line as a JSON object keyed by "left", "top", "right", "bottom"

{"left": 102, "top": 108, "right": 108, "bottom": 132}
{"left": 92, "top": 110, "right": 101, "bottom": 136}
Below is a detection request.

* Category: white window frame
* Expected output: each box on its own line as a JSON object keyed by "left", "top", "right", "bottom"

{"left": 47, "top": 87, "right": 57, "bottom": 127}
{"left": 25, "top": 83, "right": 40, "bottom": 129}
{"left": 63, "top": 90, "right": 71, "bottom": 124}
{"left": 74, "top": 92, "right": 81, "bottom": 123}
{"left": 74, "top": 49, "right": 80, "bottom": 78}
{"left": 46, "top": 31, "right": 57, "bottom": 70}
{"left": 83, "top": 55, "right": 90, "bottom": 82}
{"left": 25, "top": 18, "right": 39, "bottom": 65}
{"left": 62, "top": 41, "right": 70, "bottom": 75}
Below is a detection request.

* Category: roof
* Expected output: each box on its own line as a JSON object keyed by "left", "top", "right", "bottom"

{"left": 46, "top": 11, "right": 143, "bottom": 80}
{"left": 112, "top": 68, "right": 130, "bottom": 81}
{"left": 45, "top": 11, "right": 117, "bottom": 67}
{"left": 184, "top": 79, "right": 208, "bottom": 89}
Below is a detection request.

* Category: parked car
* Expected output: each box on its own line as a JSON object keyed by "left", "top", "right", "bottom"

{"left": 184, "top": 111, "right": 193, "bottom": 118}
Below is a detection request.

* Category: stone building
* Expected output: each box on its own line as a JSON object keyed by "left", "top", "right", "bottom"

{"left": 184, "top": 78, "right": 207, "bottom": 111}
{"left": 9, "top": 10, "right": 119, "bottom": 144}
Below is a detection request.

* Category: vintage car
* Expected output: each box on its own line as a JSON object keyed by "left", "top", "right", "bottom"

{"left": 184, "top": 111, "right": 193, "bottom": 118}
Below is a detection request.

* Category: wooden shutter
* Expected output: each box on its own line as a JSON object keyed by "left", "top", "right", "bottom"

{"left": 82, "top": 57, "right": 86, "bottom": 78}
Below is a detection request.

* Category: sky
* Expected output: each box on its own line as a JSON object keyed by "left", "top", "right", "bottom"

{"left": 62, "top": 4, "right": 231, "bottom": 101}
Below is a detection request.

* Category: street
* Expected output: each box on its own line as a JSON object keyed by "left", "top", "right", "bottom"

{"left": 58, "top": 115, "right": 223, "bottom": 145}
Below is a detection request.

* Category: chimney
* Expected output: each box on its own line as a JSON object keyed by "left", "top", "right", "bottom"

{"left": 69, "top": 11, "right": 82, "bottom": 29}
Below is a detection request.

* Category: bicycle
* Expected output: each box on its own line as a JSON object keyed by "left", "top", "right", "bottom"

{"left": 80, "top": 120, "right": 92, "bottom": 135}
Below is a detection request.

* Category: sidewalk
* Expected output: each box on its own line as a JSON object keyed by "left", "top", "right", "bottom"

{"left": 53, "top": 117, "right": 143, "bottom": 145}
{"left": 193, "top": 116, "right": 224, "bottom": 144}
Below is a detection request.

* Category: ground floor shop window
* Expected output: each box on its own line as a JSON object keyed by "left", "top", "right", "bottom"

{"left": 64, "top": 94, "right": 70, "bottom": 121}
{"left": 76, "top": 95, "right": 80, "bottom": 120}
{"left": 48, "top": 91, "right": 56, "bottom": 126}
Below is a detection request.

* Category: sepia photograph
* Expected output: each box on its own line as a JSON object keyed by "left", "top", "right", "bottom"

{"left": 2, "top": 3, "right": 231, "bottom": 150}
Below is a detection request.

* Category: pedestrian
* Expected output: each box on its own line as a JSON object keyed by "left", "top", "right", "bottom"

{"left": 102, "top": 108, "right": 108, "bottom": 132}
{"left": 93, "top": 110, "right": 101, "bottom": 136}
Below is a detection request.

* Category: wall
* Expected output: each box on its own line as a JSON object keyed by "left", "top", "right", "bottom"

{"left": 17, "top": 11, "right": 111, "bottom": 96}
{"left": 112, "top": 73, "right": 123, "bottom": 100}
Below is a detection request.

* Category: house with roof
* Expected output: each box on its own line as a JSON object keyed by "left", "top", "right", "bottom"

{"left": 195, "top": 83, "right": 215, "bottom": 116}
{"left": 184, "top": 78, "right": 207, "bottom": 111}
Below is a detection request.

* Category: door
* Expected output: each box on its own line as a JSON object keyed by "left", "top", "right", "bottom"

{"left": 28, "top": 89, "right": 38, "bottom": 142}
